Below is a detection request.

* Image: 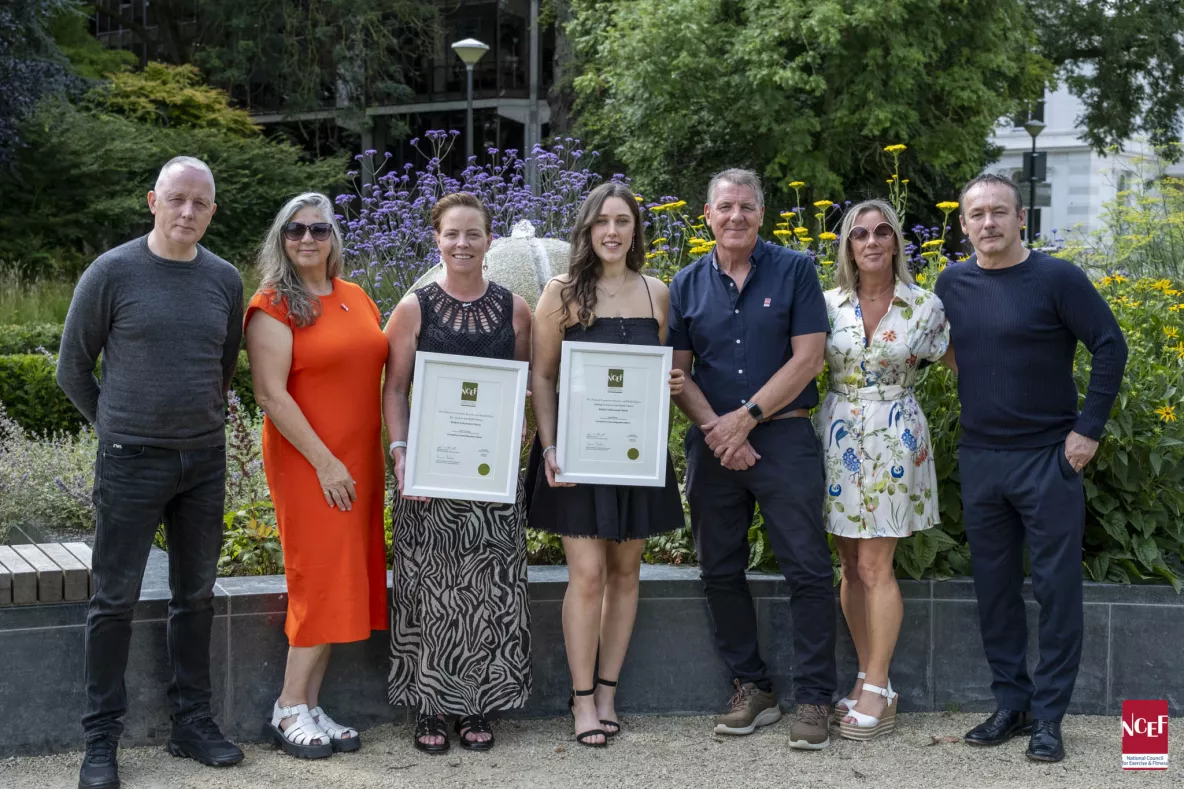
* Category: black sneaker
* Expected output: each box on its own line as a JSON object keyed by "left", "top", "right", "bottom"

{"left": 78, "top": 736, "right": 119, "bottom": 789}
{"left": 167, "top": 715, "right": 245, "bottom": 766}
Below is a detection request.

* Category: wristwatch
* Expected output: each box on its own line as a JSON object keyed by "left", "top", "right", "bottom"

{"left": 744, "top": 401, "right": 764, "bottom": 422}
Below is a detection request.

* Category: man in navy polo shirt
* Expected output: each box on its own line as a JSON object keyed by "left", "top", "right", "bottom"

{"left": 669, "top": 168, "right": 836, "bottom": 749}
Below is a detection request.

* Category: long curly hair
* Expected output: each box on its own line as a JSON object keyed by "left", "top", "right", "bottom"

{"left": 255, "top": 192, "right": 344, "bottom": 328}
{"left": 559, "top": 182, "right": 646, "bottom": 326}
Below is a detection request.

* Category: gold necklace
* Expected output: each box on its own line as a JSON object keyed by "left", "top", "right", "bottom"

{"left": 859, "top": 281, "right": 894, "bottom": 302}
{"left": 598, "top": 271, "right": 632, "bottom": 298}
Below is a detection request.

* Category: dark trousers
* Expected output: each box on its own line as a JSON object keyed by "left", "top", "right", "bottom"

{"left": 960, "top": 442, "right": 1085, "bottom": 722}
{"left": 685, "top": 418, "right": 836, "bottom": 705}
{"left": 83, "top": 441, "right": 226, "bottom": 741}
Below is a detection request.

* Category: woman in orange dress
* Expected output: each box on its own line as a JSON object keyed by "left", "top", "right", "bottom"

{"left": 245, "top": 192, "right": 388, "bottom": 759}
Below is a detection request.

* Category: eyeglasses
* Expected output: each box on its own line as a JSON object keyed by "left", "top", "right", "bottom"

{"left": 848, "top": 223, "right": 895, "bottom": 243}
{"left": 282, "top": 222, "right": 333, "bottom": 242}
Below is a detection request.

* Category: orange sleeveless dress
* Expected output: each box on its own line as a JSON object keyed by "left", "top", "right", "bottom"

{"left": 245, "top": 279, "right": 388, "bottom": 646}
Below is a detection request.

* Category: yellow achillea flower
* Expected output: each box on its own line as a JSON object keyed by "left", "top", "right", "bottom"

{"left": 780, "top": 211, "right": 796, "bottom": 218}
{"left": 821, "top": 259, "right": 835, "bottom": 266}
{"left": 788, "top": 181, "right": 805, "bottom": 189}
{"left": 793, "top": 227, "right": 808, "bottom": 236}
{"left": 936, "top": 201, "right": 960, "bottom": 212}
{"left": 922, "top": 239, "right": 944, "bottom": 249}
{"left": 916, "top": 272, "right": 927, "bottom": 284}
{"left": 1156, "top": 405, "right": 1177, "bottom": 423}
{"left": 813, "top": 200, "right": 833, "bottom": 209}
{"left": 884, "top": 144, "right": 908, "bottom": 154}
{"left": 645, "top": 252, "right": 657, "bottom": 260}
{"left": 652, "top": 237, "right": 667, "bottom": 244}
{"left": 634, "top": 195, "right": 643, "bottom": 202}
{"left": 1164, "top": 326, "right": 1179, "bottom": 339}
{"left": 819, "top": 232, "right": 838, "bottom": 241}
{"left": 800, "top": 237, "right": 815, "bottom": 243}
{"left": 773, "top": 229, "right": 792, "bottom": 238}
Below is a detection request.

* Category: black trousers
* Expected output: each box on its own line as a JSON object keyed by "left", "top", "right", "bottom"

{"left": 960, "top": 442, "right": 1085, "bottom": 722}
{"left": 685, "top": 418, "right": 836, "bottom": 705}
{"left": 82, "top": 441, "right": 226, "bottom": 741}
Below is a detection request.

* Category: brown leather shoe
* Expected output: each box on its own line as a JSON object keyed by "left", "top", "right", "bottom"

{"left": 788, "top": 703, "right": 831, "bottom": 750}
{"left": 713, "top": 680, "right": 782, "bottom": 735}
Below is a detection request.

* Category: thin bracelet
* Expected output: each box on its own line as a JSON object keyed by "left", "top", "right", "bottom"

{"left": 542, "top": 445, "right": 557, "bottom": 456}
{"left": 389, "top": 440, "right": 408, "bottom": 454}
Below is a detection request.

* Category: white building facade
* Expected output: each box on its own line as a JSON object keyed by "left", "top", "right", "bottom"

{"left": 985, "top": 85, "right": 1184, "bottom": 240}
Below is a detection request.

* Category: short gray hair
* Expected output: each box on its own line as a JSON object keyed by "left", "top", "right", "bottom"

{"left": 835, "top": 199, "right": 913, "bottom": 293}
{"left": 255, "top": 193, "right": 344, "bottom": 328}
{"left": 707, "top": 168, "right": 764, "bottom": 211}
{"left": 155, "top": 156, "right": 216, "bottom": 200}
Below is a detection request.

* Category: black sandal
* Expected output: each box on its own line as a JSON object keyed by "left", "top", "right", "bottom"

{"left": 597, "top": 677, "right": 621, "bottom": 737}
{"left": 568, "top": 688, "right": 607, "bottom": 748}
{"left": 413, "top": 712, "right": 449, "bottom": 754}
{"left": 454, "top": 714, "right": 495, "bottom": 751}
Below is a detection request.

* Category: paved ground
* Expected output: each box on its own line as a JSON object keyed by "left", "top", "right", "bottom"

{"left": 2, "top": 713, "right": 1179, "bottom": 789}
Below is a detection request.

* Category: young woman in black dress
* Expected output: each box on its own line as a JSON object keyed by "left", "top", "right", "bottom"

{"left": 529, "top": 182, "right": 685, "bottom": 747}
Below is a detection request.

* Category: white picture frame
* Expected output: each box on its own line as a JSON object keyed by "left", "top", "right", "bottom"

{"left": 555, "top": 341, "right": 673, "bottom": 487}
{"left": 404, "top": 351, "right": 529, "bottom": 504}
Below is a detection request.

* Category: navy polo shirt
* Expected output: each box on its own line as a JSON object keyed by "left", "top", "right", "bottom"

{"left": 668, "top": 238, "right": 828, "bottom": 418}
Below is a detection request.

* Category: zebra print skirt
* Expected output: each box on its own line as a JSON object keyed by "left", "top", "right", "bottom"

{"left": 387, "top": 486, "right": 532, "bottom": 715}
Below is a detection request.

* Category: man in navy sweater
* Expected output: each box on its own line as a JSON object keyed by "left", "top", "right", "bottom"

{"left": 935, "top": 174, "right": 1127, "bottom": 763}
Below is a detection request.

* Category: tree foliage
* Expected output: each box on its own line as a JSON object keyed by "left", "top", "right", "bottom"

{"left": 90, "top": 0, "right": 441, "bottom": 117}
{"left": 1030, "top": 0, "right": 1184, "bottom": 158}
{"left": 91, "top": 62, "right": 260, "bottom": 136}
{"left": 569, "top": 0, "right": 1048, "bottom": 212}
{"left": 0, "top": 65, "right": 346, "bottom": 274}
{"left": 0, "top": 0, "right": 80, "bottom": 166}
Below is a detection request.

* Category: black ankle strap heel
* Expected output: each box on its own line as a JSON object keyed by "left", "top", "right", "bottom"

{"left": 568, "top": 688, "right": 607, "bottom": 748}
{"left": 596, "top": 678, "right": 621, "bottom": 737}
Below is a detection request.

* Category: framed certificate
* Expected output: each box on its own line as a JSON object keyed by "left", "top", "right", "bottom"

{"left": 555, "top": 341, "right": 673, "bottom": 487}
{"left": 404, "top": 351, "right": 529, "bottom": 504}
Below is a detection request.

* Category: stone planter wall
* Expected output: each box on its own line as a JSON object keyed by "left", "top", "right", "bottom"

{"left": 1, "top": 556, "right": 1179, "bottom": 757}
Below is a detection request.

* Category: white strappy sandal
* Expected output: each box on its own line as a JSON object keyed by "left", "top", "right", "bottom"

{"left": 310, "top": 706, "right": 361, "bottom": 753}
{"left": 265, "top": 702, "right": 333, "bottom": 759}
{"left": 838, "top": 680, "right": 898, "bottom": 741}
{"left": 833, "top": 671, "right": 866, "bottom": 722}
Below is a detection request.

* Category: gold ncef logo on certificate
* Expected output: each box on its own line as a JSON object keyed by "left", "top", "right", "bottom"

{"left": 461, "top": 381, "right": 479, "bottom": 403}
{"left": 608, "top": 368, "right": 624, "bottom": 390}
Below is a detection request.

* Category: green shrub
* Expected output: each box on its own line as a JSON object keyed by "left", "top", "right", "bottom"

{"left": 0, "top": 323, "right": 63, "bottom": 354}
{"left": 0, "top": 349, "right": 256, "bottom": 436}
{"left": 0, "top": 354, "right": 85, "bottom": 436}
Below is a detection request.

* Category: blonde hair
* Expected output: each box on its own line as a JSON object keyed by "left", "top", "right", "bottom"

{"left": 835, "top": 199, "right": 913, "bottom": 293}
{"left": 255, "top": 193, "right": 344, "bottom": 328}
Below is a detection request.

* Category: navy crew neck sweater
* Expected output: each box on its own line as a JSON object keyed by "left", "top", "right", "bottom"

{"left": 934, "top": 250, "right": 1127, "bottom": 448}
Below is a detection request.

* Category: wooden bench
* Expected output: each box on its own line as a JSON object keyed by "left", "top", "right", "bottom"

{"left": 0, "top": 542, "right": 92, "bottom": 606}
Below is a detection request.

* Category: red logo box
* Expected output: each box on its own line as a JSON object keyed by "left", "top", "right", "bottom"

{"left": 1122, "top": 699, "right": 1169, "bottom": 770}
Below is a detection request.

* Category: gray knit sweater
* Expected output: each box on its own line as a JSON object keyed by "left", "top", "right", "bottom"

{"left": 56, "top": 236, "right": 244, "bottom": 449}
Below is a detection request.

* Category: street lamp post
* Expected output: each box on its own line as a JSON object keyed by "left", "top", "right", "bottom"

{"left": 1022, "top": 117, "right": 1046, "bottom": 245}
{"left": 451, "top": 38, "right": 490, "bottom": 162}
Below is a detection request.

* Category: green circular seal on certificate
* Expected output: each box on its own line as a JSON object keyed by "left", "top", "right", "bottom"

{"left": 627, "top": 448, "right": 640, "bottom": 460}
{"left": 478, "top": 463, "right": 491, "bottom": 476}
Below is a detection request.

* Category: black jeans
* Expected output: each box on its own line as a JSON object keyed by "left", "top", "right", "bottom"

{"left": 685, "top": 418, "right": 837, "bottom": 705}
{"left": 82, "top": 441, "right": 226, "bottom": 741}
{"left": 960, "top": 442, "right": 1085, "bottom": 722}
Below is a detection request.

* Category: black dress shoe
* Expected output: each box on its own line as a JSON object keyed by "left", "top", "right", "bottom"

{"left": 964, "top": 708, "right": 1034, "bottom": 746}
{"left": 1026, "top": 719, "right": 1065, "bottom": 762}
{"left": 167, "top": 715, "right": 245, "bottom": 766}
{"left": 78, "top": 736, "right": 119, "bottom": 789}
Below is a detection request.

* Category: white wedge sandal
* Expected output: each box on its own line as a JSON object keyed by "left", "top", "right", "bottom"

{"left": 265, "top": 702, "right": 333, "bottom": 759}
{"left": 310, "top": 706, "right": 361, "bottom": 753}
{"left": 833, "top": 671, "right": 866, "bottom": 722}
{"left": 838, "top": 681, "right": 898, "bottom": 741}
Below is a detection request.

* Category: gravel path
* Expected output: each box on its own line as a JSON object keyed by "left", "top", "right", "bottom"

{"left": 2, "top": 713, "right": 1178, "bottom": 789}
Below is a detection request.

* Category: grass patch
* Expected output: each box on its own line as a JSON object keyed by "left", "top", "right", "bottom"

{"left": 0, "top": 265, "right": 75, "bottom": 324}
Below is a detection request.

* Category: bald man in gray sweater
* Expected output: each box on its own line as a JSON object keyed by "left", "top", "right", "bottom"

{"left": 57, "top": 157, "right": 245, "bottom": 789}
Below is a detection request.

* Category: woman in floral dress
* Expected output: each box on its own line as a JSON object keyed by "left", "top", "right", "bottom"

{"left": 816, "top": 199, "right": 949, "bottom": 741}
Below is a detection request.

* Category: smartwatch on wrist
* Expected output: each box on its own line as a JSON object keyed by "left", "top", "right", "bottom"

{"left": 744, "top": 401, "right": 764, "bottom": 422}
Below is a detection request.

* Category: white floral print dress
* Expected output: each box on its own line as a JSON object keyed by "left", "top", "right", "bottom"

{"left": 816, "top": 282, "right": 949, "bottom": 538}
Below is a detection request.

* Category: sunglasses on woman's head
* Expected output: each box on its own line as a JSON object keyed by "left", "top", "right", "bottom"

{"left": 848, "top": 222, "right": 895, "bottom": 242}
{"left": 282, "top": 222, "right": 333, "bottom": 242}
